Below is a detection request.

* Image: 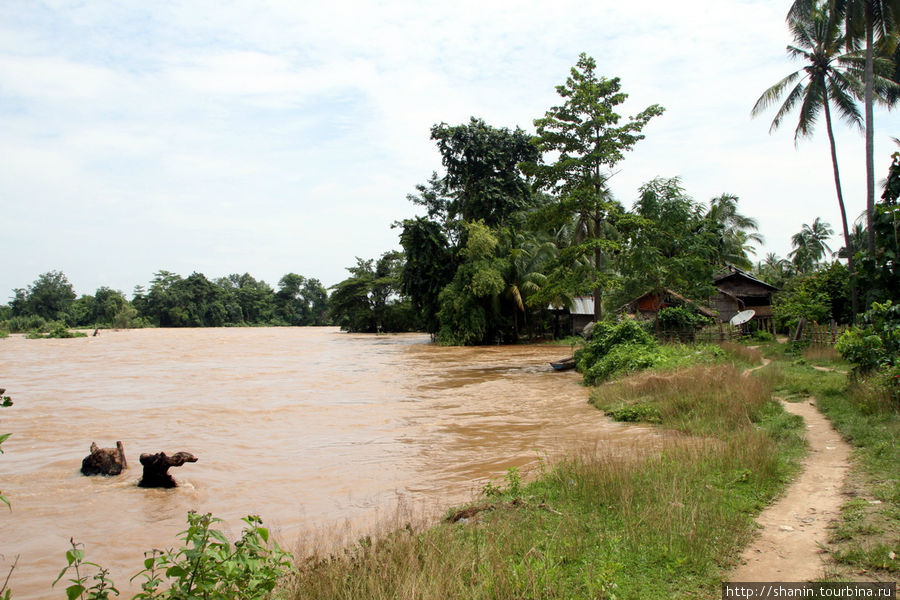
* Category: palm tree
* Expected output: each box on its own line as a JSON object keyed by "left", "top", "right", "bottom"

{"left": 792, "top": 0, "right": 900, "bottom": 253}
{"left": 705, "top": 193, "right": 764, "bottom": 268}
{"left": 753, "top": 6, "right": 863, "bottom": 316}
{"left": 790, "top": 217, "right": 836, "bottom": 272}
{"left": 756, "top": 252, "right": 794, "bottom": 288}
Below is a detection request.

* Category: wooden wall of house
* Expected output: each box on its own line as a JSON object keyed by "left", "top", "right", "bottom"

{"left": 717, "top": 278, "right": 773, "bottom": 298}
{"left": 710, "top": 294, "right": 740, "bottom": 323}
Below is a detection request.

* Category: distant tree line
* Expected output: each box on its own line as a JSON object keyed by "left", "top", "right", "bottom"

{"left": 0, "top": 270, "right": 330, "bottom": 332}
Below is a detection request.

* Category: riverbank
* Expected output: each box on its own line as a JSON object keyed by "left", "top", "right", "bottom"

{"left": 285, "top": 347, "right": 809, "bottom": 599}
{"left": 284, "top": 340, "right": 898, "bottom": 598}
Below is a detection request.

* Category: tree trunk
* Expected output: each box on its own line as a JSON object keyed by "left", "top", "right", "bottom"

{"left": 593, "top": 216, "right": 603, "bottom": 321}
{"left": 823, "top": 93, "right": 859, "bottom": 321}
{"left": 865, "top": 10, "right": 876, "bottom": 255}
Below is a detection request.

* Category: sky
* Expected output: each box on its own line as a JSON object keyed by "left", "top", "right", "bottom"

{"left": 1, "top": 0, "right": 898, "bottom": 299}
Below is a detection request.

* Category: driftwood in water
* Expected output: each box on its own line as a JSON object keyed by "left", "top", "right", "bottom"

{"left": 81, "top": 441, "right": 127, "bottom": 476}
{"left": 138, "top": 451, "right": 198, "bottom": 488}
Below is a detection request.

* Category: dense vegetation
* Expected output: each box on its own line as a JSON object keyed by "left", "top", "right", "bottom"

{"left": 0, "top": 269, "right": 329, "bottom": 333}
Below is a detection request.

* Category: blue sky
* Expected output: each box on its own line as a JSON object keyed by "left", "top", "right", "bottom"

{"left": 1, "top": 0, "right": 897, "bottom": 298}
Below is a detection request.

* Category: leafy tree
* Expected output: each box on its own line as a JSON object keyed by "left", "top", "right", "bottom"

{"left": 789, "top": 217, "right": 835, "bottom": 272}
{"left": 397, "top": 216, "right": 454, "bottom": 334}
{"left": 857, "top": 150, "right": 900, "bottom": 302}
{"left": 330, "top": 252, "right": 413, "bottom": 333}
{"left": 216, "top": 273, "right": 277, "bottom": 325}
{"left": 274, "top": 274, "right": 328, "bottom": 326}
{"left": 774, "top": 261, "right": 853, "bottom": 329}
{"left": 773, "top": 284, "right": 833, "bottom": 329}
{"left": 141, "top": 271, "right": 227, "bottom": 327}
{"left": 93, "top": 287, "right": 128, "bottom": 325}
{"left": 16, "top": 270, "right": 76, "bottom": 323}
{"left": 527, "top": 53, "right": 664, "bottom": 319}
{"left": 754, "top": 6, "right": 865, "bottom": 316}
{"left": 430, "top": 117, "right": 539, "bottom": 228}
{"left": 436, "top": 222, "right": 507, "bottom": 345}
{"left": 615, "top": 178, "right": 718, "bottom": 306}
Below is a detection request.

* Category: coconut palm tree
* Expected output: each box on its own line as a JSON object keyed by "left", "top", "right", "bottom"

{"left": 792, "top": 0, "right": 900, "bottom": 253}
{"left": 756, "top": 252, "right": 794, "bottom": 288}
{"left": 705, "top": 193, "right": 764, "bottom": 268}
{"left": 790, "top": 217, "right": 836, "bottom": 272}
{"left": 753, "top": 6, "right": 863, "bottom": 316}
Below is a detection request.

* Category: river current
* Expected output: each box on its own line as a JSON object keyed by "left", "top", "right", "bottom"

{"left": 0, "top": 327, "right": 655, "bottom": 598}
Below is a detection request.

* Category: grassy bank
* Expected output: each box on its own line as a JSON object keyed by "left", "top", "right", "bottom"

{"left": 286, "top": 355, "right": 806, "bottom": 599}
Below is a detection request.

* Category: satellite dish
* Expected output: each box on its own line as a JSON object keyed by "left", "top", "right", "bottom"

{"left": 730, "top": 309, "right": 756, "bottom": 326}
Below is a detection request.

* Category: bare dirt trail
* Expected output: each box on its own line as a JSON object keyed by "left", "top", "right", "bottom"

{"left": 730, "top": 397, "right": 852, "bottom": 581}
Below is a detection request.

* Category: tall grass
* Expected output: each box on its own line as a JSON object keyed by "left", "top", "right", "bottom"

{"left": 286, "top": 364, "right": 805, "bottom": 600}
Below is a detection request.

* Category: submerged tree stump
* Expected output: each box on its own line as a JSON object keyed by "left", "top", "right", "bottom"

{"left": 138, "top": 451, "right": 198, "bottom": 488}
{"left": 81, "top": 441, "right": 127, "bottom": 476}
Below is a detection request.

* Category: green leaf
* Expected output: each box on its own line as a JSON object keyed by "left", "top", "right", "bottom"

{"left": 257, "top": 527, "right": 269, "bottom": 543}
{"left": 65, "top": 584, "right": 85, "bottom": 600}
{"left": 165, "top": 565, "right": 188, "bottom": 578}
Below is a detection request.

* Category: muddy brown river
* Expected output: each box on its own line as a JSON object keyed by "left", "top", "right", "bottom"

{"left": 0, "top": 327, "right": 656, "bottom": 598}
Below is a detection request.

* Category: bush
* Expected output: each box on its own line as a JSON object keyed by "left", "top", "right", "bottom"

{"left": 3, "top": 314, "right": 48, "bottom": 333}
{"left": 25, "top": 322, "right": 87, "bottom": 339}
{"left": 836, "top": 301, "right": 900, "bottom": 372}
{"left": 575, "top": 320, "right": 659, "bottom": 384}
{"left": 836, "top": 301, "right": 900, "bottom": 404}
{"left": 655, "top": 306, "right": 711, "bottom": 331}
{"left": 753, "top": 330, "right": 775, "bottom": 342}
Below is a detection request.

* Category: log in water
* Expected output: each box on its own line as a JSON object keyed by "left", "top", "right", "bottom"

{"left": 0, "top": 327, "right": 657, "bottom": 598}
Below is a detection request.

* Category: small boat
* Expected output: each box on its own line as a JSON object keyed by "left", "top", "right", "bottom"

{"left": 550, "top": 356, "right": 576, "bottom": 371}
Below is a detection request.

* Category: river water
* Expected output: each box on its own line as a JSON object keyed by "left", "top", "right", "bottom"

{"left": 0, "top": 327, "right": 654, "bottom": 598}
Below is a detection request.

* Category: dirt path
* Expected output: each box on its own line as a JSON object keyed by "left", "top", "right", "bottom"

{"left": 729, "top": 398, "right": 852, "bottom": 581}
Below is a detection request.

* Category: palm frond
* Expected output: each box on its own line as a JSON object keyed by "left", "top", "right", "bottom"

{"left": 752, "top": 71, "right": 802, "bottom": 116}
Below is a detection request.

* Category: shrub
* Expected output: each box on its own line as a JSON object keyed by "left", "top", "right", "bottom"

{"left": 26, "top": 322, "right": 87, "bottom": 339}
{"left": 655, "top": 306, "right": 711, "bottom": 331}
{"left": 575, "top": 320, "right": 660, "bottom": 384}
{"left": 53, "top": 512, "right": 292, "bottom": 600}
{"left": 4, "top": 314, "right": 48, "bottom": 333}
{"left": 836, "top": 301, "right": 900, "bottom": 372}
{"left": 753, "top": 330, "right": 774, "bottom": 342}
{"left": 837, "top": 301, "right": 900, "bottom": 404}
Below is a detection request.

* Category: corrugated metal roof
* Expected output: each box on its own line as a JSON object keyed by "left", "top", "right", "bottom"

{"left": 570, "top": 296, "right": 595, "bottom": 316}
{"left": 549, "top": 296, "right": 595, "bottom": 315}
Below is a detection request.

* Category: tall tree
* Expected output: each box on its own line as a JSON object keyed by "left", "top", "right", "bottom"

{"left": 430, "top": 117, "right": 540, "bottom": 229}
{"left": 813, "top": 0, "right": 900, "bottom": 253}
{"left": 790, "top": 217, "right": 836, "bottom": 272}
{"left": 397, "top": 216, "right": 454, "bottom": 335}
{"left": 704, "top": 193, "right": 764, "bottom": 269}
{"left": 753, "top": 6, "right": 864, "bottom": 317}
{"left": 20, "top": 270, "right": 77, "bottom": 322}
{"left": 527, "top": 53, "right": 664, "bottom": 320}
{"left": 616, "top": 178, "right": 719, "bottom": 305}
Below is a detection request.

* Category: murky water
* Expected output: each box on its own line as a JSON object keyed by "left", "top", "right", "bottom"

{"left": 0, "top": 327, "right": 655, "bottom": 598}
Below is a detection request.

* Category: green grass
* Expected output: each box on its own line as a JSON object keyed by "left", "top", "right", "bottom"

{"left": 287, "top": 361, "right": 806, "bottom": 600}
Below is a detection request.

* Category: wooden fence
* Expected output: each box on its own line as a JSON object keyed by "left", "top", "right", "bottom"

{"left": 792, "top": 319, "right": 848, "bottom": 346}
{"left": 656, "top": 324, "right": 741, "bottom": 343}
